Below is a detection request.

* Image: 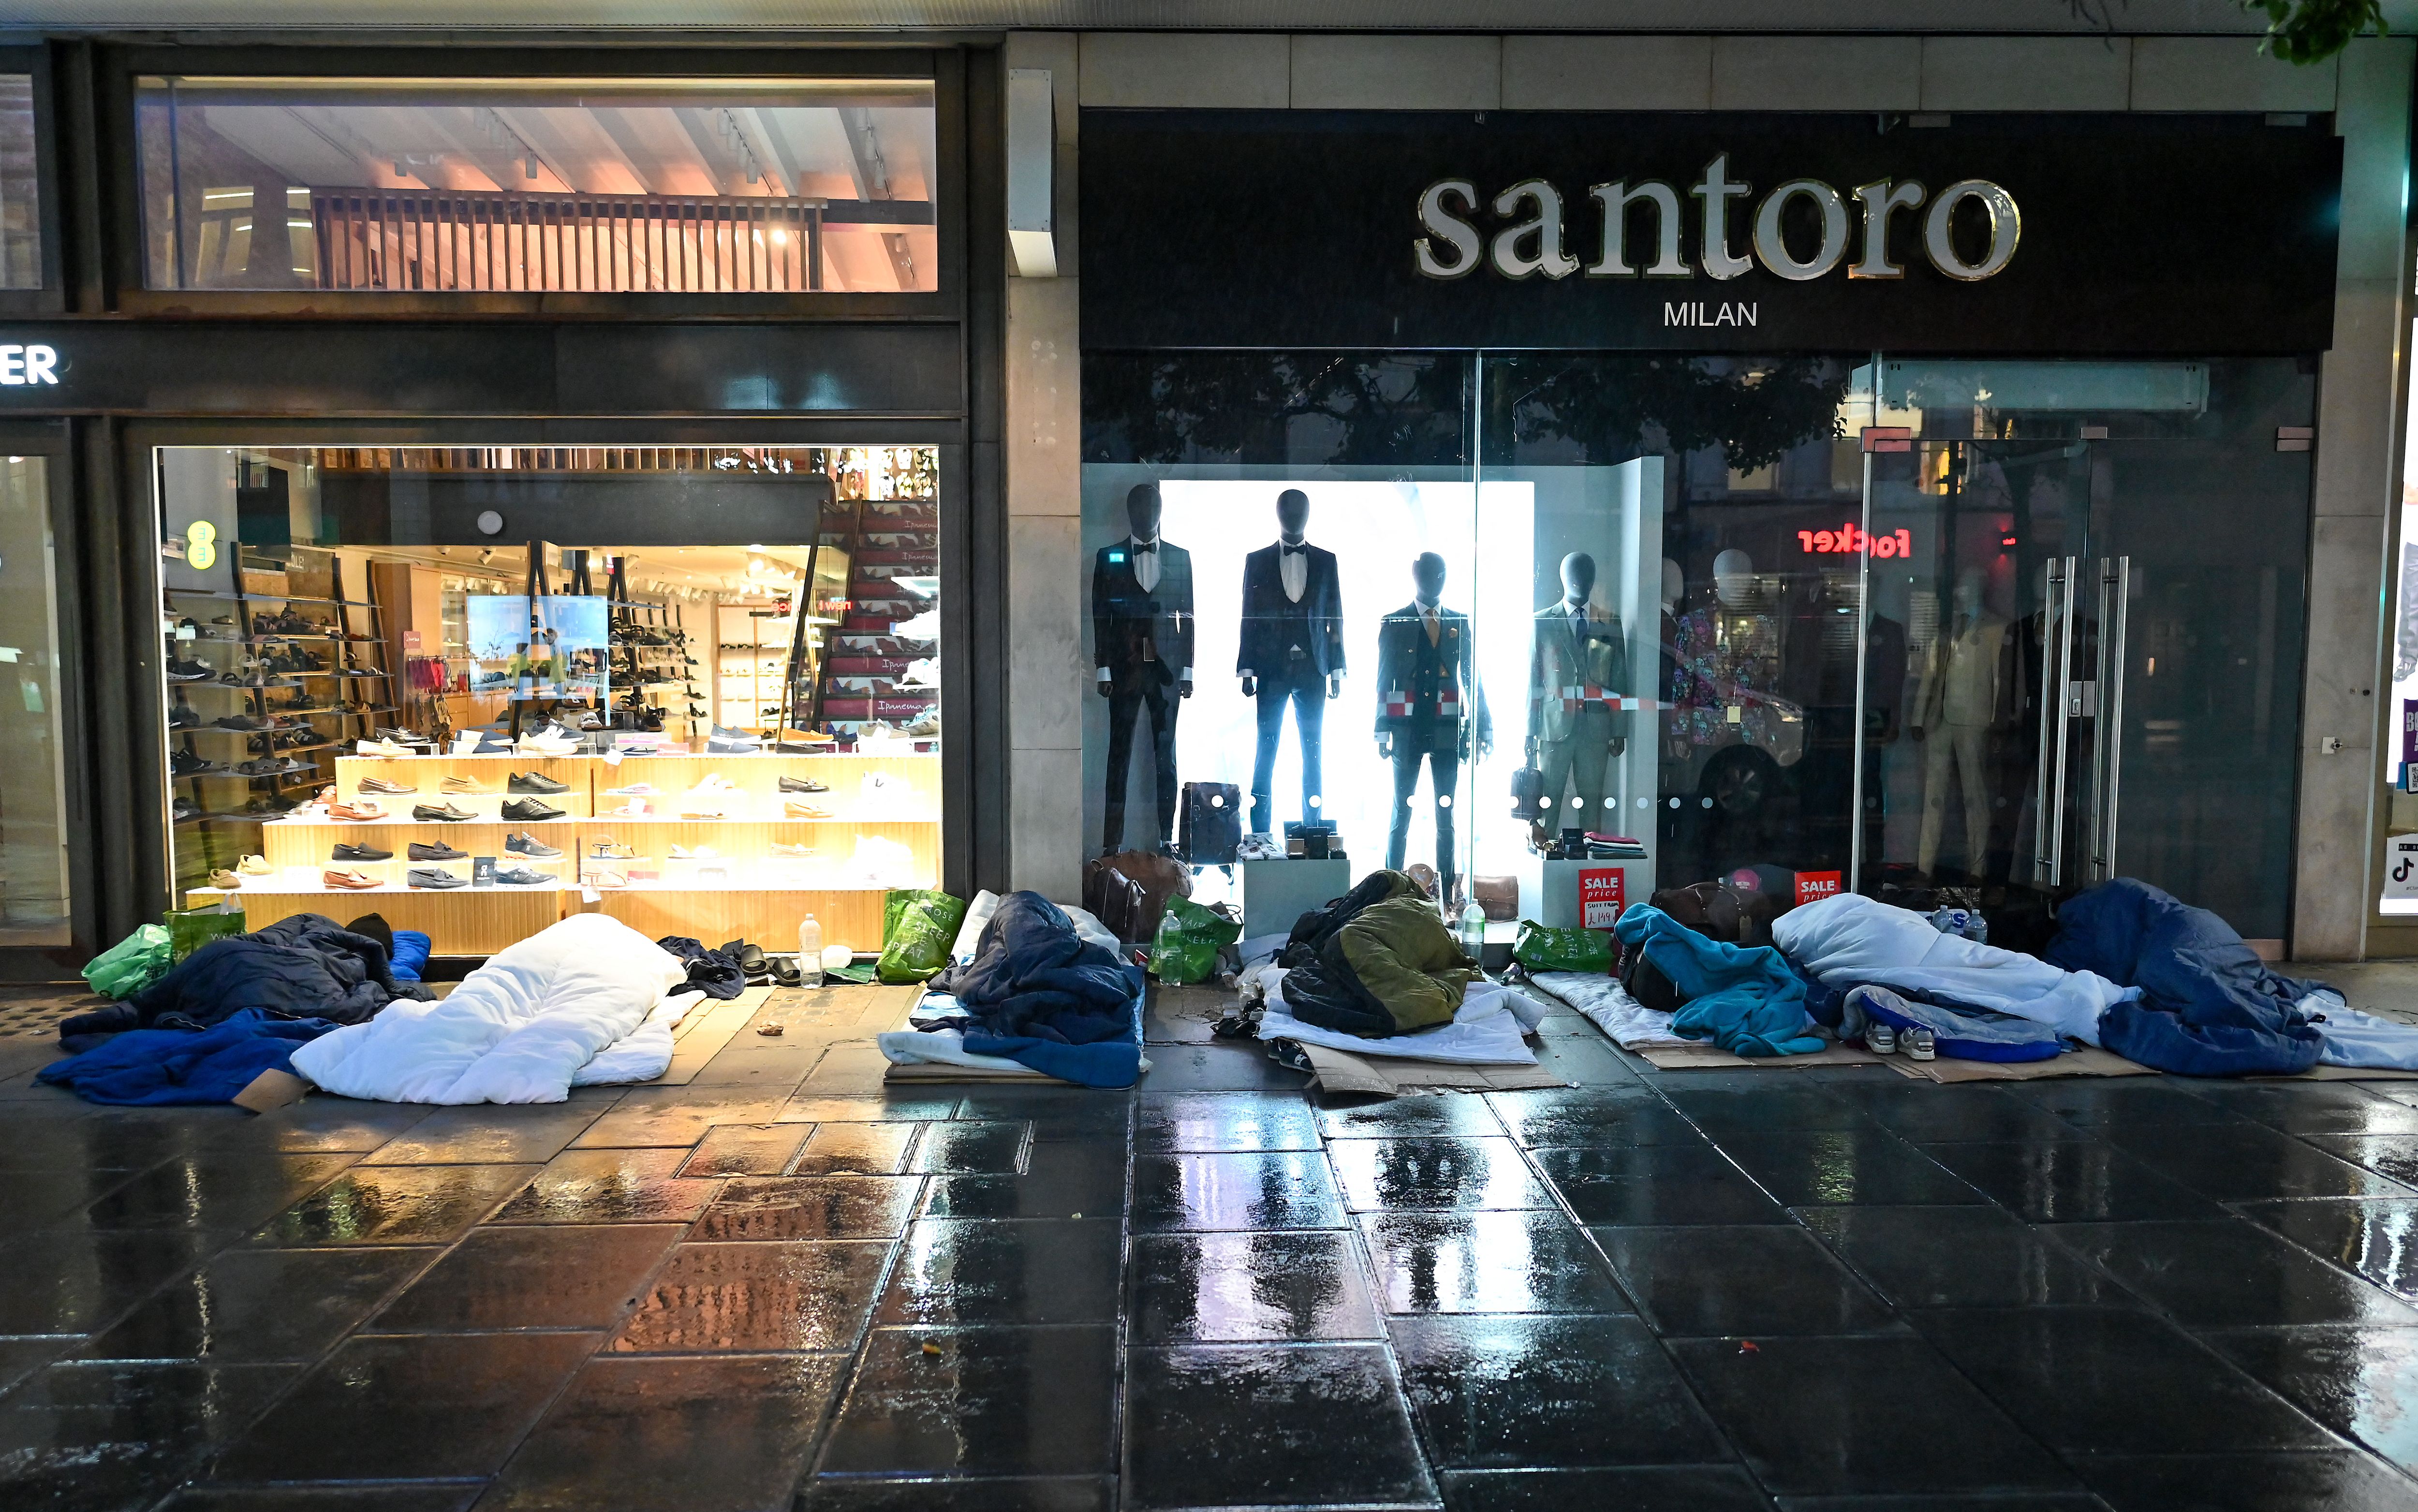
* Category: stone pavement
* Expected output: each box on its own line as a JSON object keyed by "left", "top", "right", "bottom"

{"left": 1, "top": 983, "right": 2418, "bottom": 1509}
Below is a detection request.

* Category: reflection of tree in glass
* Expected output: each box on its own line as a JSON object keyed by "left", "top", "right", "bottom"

{"left": 1490, "top": 355, "right": 1851, "bottom": 471}
{"left": 1082, "top": 351, "right": 1468, "bottom": 467}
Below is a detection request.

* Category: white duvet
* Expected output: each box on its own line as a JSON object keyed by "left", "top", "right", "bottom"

{"left": 290, "top": 913, "right": 693, "bottom": 1103}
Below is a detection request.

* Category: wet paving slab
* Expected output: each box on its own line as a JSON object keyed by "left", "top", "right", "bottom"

{"left": 9, "top": 982, "right": 2418, "bottom": 1507}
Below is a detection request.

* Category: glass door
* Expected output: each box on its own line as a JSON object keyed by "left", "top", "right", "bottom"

{"left": 1854, "top": 360, "right": 2312, "bottom": 948}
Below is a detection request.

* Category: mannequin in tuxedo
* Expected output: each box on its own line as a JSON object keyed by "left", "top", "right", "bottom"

{"left": 1915, "top": 569, "right": 2008, "bottom": 878}
{"left": 1238, "top": 488, "right": 1345, "bottom": 836}
{"left": 1092, "top": 482, "right": 1194, "bottom": 854}
{"left": 1377, "top": 552, "right": 1489, "bottom": 894}
{"left": 1528, "top": 552, "right": 1627, "bottom": 839}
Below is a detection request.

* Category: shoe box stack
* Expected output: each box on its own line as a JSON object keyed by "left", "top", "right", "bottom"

{"left": 190, "top": 744, "right": 941, "bottom": 956}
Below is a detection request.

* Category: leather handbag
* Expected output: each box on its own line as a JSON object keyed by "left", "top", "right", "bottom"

{"left": 1178, "top": 780, "right": 1243, "bottom": 865}
{"left": 1472, "top": 874, "right": 1519, "bottom": 922}
{"left": 1083, "top": 849, "right": 1194, "bottom": 944}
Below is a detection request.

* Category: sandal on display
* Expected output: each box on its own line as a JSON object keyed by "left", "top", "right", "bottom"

{"left": 208, "top": 868, "right": 243, "bottom": 889}
{"left": 237, "top": 854, "right": 273, "bottom": 876}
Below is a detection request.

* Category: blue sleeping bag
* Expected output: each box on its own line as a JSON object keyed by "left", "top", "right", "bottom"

{"left": 936, "top": 891, "right": 1143, "bottom": 1088}
{"left": 39, "top": 1008, "right": 336, "bottom": 1105}
{"left": 1846, "top": 985, "right": 2064, "bottom": 1063}
{"left": 2045, "top": 878, "right": 2325, "bottom": 1077}
{"left": 1614, "top": 903, "right": 1824, "bottom": 1057}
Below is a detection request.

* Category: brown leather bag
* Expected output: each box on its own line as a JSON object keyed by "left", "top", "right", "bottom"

{"left": 1082, "top": 849, "right": 1193, "bottom": 944}
{"left": 1650, "top": 878, "right": 1784, "bottom": 949}
{"left": 1471, "top": 874, "right": 1519, "bottom": 922}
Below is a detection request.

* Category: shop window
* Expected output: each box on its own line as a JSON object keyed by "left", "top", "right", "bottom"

{"left": 0, "top": 455, "right": 66, "bottom": 946}
{"left": 136, "top": 77, "right": 937, "bottom": 293}
{"left": 2386, "top": 322, "right": 2418, "bottom": 915}
{"left": 0, "top": 76, "right": 36, "bottom": 289}
{"left": 155, "top": 444, "right": 940, "bottom": 958}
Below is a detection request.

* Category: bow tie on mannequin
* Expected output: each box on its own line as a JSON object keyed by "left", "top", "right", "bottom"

{"left": 1131, "top": 539, "right": 1157, "bottom": 554}
{"left": 1280, "top": 542, "right": 1308, "bottom": 557}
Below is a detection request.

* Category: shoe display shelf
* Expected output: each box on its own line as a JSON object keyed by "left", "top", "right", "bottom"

{"left": 714, "top": 600, "right": 793, "bottom": 735}
{"left": 186, "top": 748, "right": 938, "bottom": 954}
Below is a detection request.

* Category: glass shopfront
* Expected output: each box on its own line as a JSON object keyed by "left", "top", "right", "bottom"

{"left": 155, "top": 443, "right": 943, "bottom": 956}
{"left": 1083, "top": 351, "right": 2312, "bottom": 945}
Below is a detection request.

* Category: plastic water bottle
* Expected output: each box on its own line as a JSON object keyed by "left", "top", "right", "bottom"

{"left": 1460, "top": 898, "right": 1487, "bottom": 959}
{"left": 796, "top": 914, "right": 824, "bottom": 986}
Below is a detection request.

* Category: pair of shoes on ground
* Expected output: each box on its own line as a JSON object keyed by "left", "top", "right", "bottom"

{"left": 1865, "top": 1023, "right": 1937, "bottom": 1061}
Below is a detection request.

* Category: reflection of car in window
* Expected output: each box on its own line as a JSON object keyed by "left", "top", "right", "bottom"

{"left": 1655, "top": 622, "right": 1807, "bottom": 817}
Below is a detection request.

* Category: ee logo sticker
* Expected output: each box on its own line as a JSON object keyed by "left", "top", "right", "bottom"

{"left": 186, "top": 520, "right": 218, "bottom": 571}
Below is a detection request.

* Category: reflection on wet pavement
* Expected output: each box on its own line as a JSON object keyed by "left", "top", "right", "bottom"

{"left": 8, "top": 993, "right": 2418, "bottom": 1509}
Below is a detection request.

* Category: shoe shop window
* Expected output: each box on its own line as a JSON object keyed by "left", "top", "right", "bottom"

{"left": 135, "top": 76, "right": 937, "bottom": 294}
{"left": 156, "top": 444, "right": 940, "bottom": 957}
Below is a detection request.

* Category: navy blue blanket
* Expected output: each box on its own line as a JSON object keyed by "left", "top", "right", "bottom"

{"left": 40, "top": 1009, "right": 335, "bottom": 1105}
{"left": 2045, "top": 878, "right": 2326, "bottom": 1077}
{"left": 124, "top": 913, "right": 418, "bottom": 1030}
{"left": 936, "top": 892, "right": 1141, "bottom": 1087}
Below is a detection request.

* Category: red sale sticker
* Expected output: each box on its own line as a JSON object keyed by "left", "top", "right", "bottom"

{"left": 1794, "top": 870, "right": 1843, "bottom": 907}
{"left": 1578, "top": 868, "right": 1626, "bottom": 930}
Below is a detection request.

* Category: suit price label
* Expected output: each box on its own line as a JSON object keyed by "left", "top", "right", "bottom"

{"left": 1794, "top": 870, "right": 1843, "bottom": 907}
{"left": 1578, "top": 868, "right": 1625, "bottom": 930}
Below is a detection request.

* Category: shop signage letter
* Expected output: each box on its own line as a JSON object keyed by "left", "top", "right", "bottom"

{"left": 1416, "top": 164, "right": 2019, "bottom": 287}
{"left": 0, "top": 344, "right": 60, "bottom": 385}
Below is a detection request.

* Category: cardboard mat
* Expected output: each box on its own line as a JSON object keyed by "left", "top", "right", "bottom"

{"left": 1884, "top": 1046, "right": 2154, "bottom": 1083}
{"left": 644, "top": 985, "right": 777, "bottom": 1086}
{"left": 1638, "top": 1042, "right": 1887, "bottom": 1071}
{"left": 1300, "top": 1042, "right": 1569, "bottom": 1096}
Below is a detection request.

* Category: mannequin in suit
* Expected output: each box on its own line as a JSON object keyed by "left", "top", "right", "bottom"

{"left": 1528, "top": 551, "right": 1628, "bottom": 839}
{"left": 1377, "top": 551, "right": 1490, "bottom": 894}
{"left": 1238, "top": 487, "right": 1345, "bottom": 837}
{"left": 1915, "top": 568, "right": 2008, "bottom": 878}
{"left": 1092, "top": 482, "right": 1194, "bottom": 854}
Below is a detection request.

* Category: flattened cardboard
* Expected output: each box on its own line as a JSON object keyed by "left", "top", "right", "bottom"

{"left": 232, "top": 1068, "right": 311, "bottom": 1113}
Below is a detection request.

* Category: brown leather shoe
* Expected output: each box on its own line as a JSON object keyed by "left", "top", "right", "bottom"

{"left": 325, "top": 800, "right": 385, "bottom": 822}
{"left": 323, "top": 867, "right": 380, "bottom": 889}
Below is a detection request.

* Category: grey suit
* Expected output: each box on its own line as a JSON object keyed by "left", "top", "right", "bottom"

{"left": 1528, "top": 601, "right": 1628, "bottom": 830}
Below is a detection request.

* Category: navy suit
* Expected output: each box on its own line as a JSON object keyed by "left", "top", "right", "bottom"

{"left": 1238, "top": 541, "right": 1344, "bottom": 835}
{"left": 1093, "top": 538, "right": 1194, "bottom": 851}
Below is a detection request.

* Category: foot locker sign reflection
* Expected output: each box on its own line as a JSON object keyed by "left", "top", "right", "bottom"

{"left": 1578, "top": 869, "right": 1625, "bottom": 930}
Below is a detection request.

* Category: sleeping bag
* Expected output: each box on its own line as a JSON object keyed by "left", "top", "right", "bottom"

{"left": 123, "top": 912, "right": 423, "bottom": 1029}
{"left": 2045, "top": 878, "right": 2325, "bottom": 1077}
{"left": 1775, "top": 892, "right": 2130, "bottom": 1046}
{"left": 1281, "top": 894, "right": 1479, "bottom": 1038}
{"left": 931, "top": 890, "right": 1142, "bottom": 1086}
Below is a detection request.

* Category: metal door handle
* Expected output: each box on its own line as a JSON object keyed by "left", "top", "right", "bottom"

{"left": 2090, "top": 556, "right": 2132, "bottom": 881}
{"left": 2035, "top": 556, "right": 2076, "bottom": 885}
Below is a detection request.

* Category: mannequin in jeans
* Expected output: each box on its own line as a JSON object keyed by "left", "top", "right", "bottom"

{"left": 1238, "top": 488, "right": 1345, "bottom": 837}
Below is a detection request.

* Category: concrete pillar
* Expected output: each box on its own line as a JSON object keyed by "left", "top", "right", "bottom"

{"left": 1003, "top": 31, "right": 1086, "bottom": 903}
{"left": 2294, "top": 37, "right": 2414, "bottom": 959}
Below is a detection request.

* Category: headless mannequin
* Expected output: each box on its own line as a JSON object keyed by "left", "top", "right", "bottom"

{"left": 1914, "top": 569, "right": 2007, "bottom": 878}
{"left": 1379, "top": 552, "right": 1490, "bottom": 892}
{"left": 1092, "top": 483, "right": 1194, "bottom": 854}
{"left": 1239, "top": 488, "right": 1345, "bottom": 835}
{"left": 1529, "top": 552, "right": 1628, "bottom": 840}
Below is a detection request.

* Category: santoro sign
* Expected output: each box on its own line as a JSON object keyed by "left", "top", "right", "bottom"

{"left": 1414, "top": 156, "right": 2019, "bottom": 284}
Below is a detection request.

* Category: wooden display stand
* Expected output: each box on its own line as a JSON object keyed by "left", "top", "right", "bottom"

{"left": 187, "top": 746, "right": 939, "bottom": 957}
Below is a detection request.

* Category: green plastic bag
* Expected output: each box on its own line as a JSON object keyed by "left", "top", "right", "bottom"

{"left": 1512, "top": 919, "right": 1614, "bottom": 974}
{"left": 164, "top": 905, "right": 246, "bottom": 964}
{"left": 877, "top": 889, "right": 969, "bottom": 985}
{"left": 1150, "top": 895, "right": 1242, "bottom": 985}
{"left": 82, "top": 924, "right": 172, "bottom": 999}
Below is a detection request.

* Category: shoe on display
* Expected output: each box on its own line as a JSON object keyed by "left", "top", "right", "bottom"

{"left": 208, "top": 868, "right": 242, "bottom": 889}
{"left": 608, "top": 799, "right": 652, "bottom": 817}
{"left": 505, "top": 832, "right": 563, "bottom": 859}
{"left": 331, "top": 841, "right": 394, "bottom": 862}
{"left": 769, "top": 841, "right": 816, "bottom": 857}
{"left": 592, "top": 839, "right": 636, "bottom": 860}
{"left": 904, "top": 712, "right": 940, "bottom": 737}
{"left": 586, "top": 869, "right": 629, "bottom": 889}
{"left": 778, "top": 776, "right": 830, "bottom": 793}
{"left": 168, "top": 704, "right": 201, "bottom": 729}
{"left": 323, "top": 868, "right": 381, "bottom": 890}
{"left": 500, "top": 797, "right": 566, "bottom": 822}
{"left": 412, "top": 801, "right": 476, "bottom": 822}
{"left": 495, "top": 866, "right": 552, "bottom": 886}
{"left": 1235, "top": 832, "right": 1283, "bottom": 862}
{"left": 784, "top": 798, "right": 833, "bottom": 819}
{"left": 165, "top": 658, "right": 215, "bottom": 682}
{"left": 358, "top": 738, "right": 411, "bottom": 758}
{"left": 606, "top": 783, "right": 659, "bottom": 796}
{"left": 708, "top": 724, "right": 761, "bottom": 745}
{"left": 171, "top": 797, "right": 203, "bottom": 822}
{"left": 215, "top": 715, "right": 270, "bottom": 732}
{"left": 326, "top": 801, "right": 385, "bottom": 822}
{"left": 358, "top": 776, "right": 416, "bottom": 795}
{"left": 440, "top": 775, "right": 491, "bottom": 795}
{"left": 169, "top": 750, "right": 228, "bottom": 777}
{"left": 407, "top": 867, "right": 468, "bottom": 889}
{"left": 705, "top": 737, "right": 756, "bottom": 754}
{"left": 508, "top": 771, "right": 569, "bottom": 794}
{"left": 668, "top": 844, "right": 721, "bottom": 860}
{"left": 408, "top": 839, "right": 466, "bottom": 861}
{"left": 238, "top": 854, "right": 273, "bottom": 876}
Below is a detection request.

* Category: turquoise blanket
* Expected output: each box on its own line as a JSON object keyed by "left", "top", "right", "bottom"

{"left": 1614, "top": 903, "right": 1824, "bottom": 1057}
